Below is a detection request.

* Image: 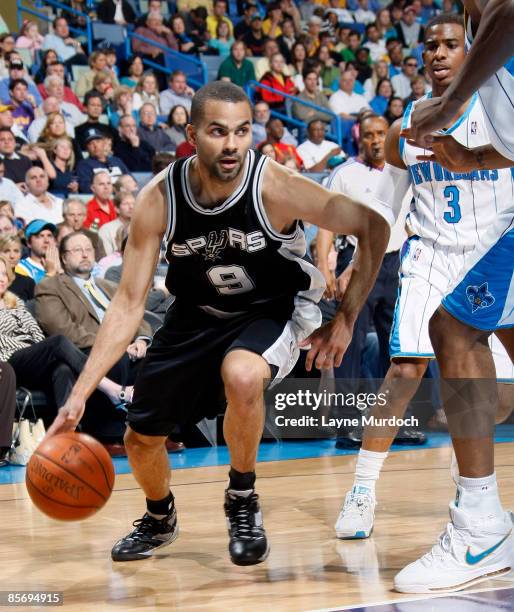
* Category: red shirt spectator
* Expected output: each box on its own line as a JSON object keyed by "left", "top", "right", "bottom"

{"left": 259, "top": 53, "right": 296, "bottom": 110}
{"left": 84, "top": 170, "right": 117, "bottom": 228}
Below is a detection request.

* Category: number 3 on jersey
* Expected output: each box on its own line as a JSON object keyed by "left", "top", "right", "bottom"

{"left": 443, "top": 186, "right": 461, "bottom": 223}
{"left": 207, "top": 265, "right": 255, "bottom": 295}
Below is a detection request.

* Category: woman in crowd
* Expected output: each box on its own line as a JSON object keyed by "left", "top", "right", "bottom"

{"left": 86, "top": 71, "right": 115, "bottom": 110}
{"left": 170, "top": 15, "right": 197, "bottom": 56}
{"left": 318, "top": 44, "right": 340, "bottom": 93}
{"left": 404, "top": 74, "right": 428, "bottom": 105}
{"left": 107, "top": 85, "right": 137, "bottom": 128}
{"left": 259, "top": 53, "right": 296, "bottom": 113}
{"left": 37, "top": 111, "right": 82, "bottom": 161}
{"left": 257, "top": 141, "right": 277, "bottom": 160}
{"left": 290, "top": 42, "right": 308, "bottom": 82}
{"left": 165, "top": 105, "right": 188, "bottom": 149}
{"left": 363, "top": 59, "right": 389, "bottom": 100}
{"left": 376, "top": 8, "right": 396, "bottom": 40}
{"left": 209, "top": 21, "right": 234, "bottom": 59}
{"left": 0, "top": 256, "right": 131, "bottom": 412}
{"left": 384, "top": 95, "right": 404, "bottom": 125}
{"left": 33, "top": 48, "right": 59, "bottom": 84}
{"left": 0, "top": 33, "right": 16, "bottom": 78}
{"left": 132, "top": 73, "right": 161, "bottom": 113}
{"left": 47, "top": 138, "right": 78, "bottom": 197}
{"left": 370, "top": 77, "right": 393, "bottom": 116}
{"left": 120, "top": 54, "right": 145, "bottom": 90}
{"left": 0, "top": 235, "right": 34, "bottom": 301}
{"left": 75, "top": 50, "right": 119, "bottom": 98}
{"left": 14, "top": 20, "right": 44, "bottom": 62}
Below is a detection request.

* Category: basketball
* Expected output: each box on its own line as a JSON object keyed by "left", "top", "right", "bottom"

{"left": 25, "top": 433, "right": 115, "bottom": 521}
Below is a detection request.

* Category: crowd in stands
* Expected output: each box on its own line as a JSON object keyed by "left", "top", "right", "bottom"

{"left": 0, "top": 0, "right": 459, "bottom": 462}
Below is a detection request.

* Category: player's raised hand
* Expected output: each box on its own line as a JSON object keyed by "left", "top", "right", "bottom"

{"left": 45, "top": 396, "right": 85, "bottom": 437}
{"left": 405, "top": 95, "right": 460, "bottom": 147}
{"left": 299, "top": 315, "right": 354, "bottom": 371}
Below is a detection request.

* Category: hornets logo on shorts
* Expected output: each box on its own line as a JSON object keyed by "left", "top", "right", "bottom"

{"left": 466, "top": 282, "right": 495, "bottom": 313}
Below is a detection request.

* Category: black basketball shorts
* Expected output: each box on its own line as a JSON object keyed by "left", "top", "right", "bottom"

{"left": 128, "top": 298, "right": 316, "bottom": 436}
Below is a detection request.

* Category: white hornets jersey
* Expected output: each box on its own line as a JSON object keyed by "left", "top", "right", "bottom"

{"left": 400, "top": 93, "right": 514, "bottom": 251}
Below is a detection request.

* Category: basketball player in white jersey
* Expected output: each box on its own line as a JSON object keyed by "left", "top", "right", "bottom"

{"left": 332, "top": 16, "right": 514, "bottom": 556}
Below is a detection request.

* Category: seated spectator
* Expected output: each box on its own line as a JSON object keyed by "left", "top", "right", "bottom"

{"left": 160, "top": 71, "right": 194, "bottom": 116}
{"left": 104, "top": 47, "right": 119, "bottom": 80}
{"left": 0, "top": 201, "right": 17, "bottom": 223}
{"left": 266, "top": 117, "right": 303, "bottom": 170}
{"left": 395, "top": 7, "right": 424, "bottom": 49}
{"left": 354, "top": 0, "right": 376, "bottom": 24}
{"left": 256, "top": 141, "right": 277, "bottom": 160}
{"left": 252, "top": 100, "right": 297, "bottom": 147}
{"left": 276, "top": 19, "right": 297, "bottom": 64}
{"left": 40, "top": 75, "right": 85, "bottom": 127}
{"left": 46, "top": 137, "right": 78, "bottom": 196}
{"left": 97, "top": 0, "right": 137, "bottom": 25}
{"left": 152, "top": 152, "right": 175, "bottom": 175}
{"left": 289, "top": 42, "right": 308, "bottom": 84}
{"left": 17, "top": 166, "right": 64, "bottom": 225}
{"left": 370, "top": 78, "right": 393, "bottom": 116}
{"left": 188, "top": 6, "right": 209, "bottom": 47}
{"left": 171, "top": 15, "right": 206, "bottom": 55}
{"left": 384, "top": 95, "right": 404, "bottom": 125}
{"left": 99, "top": 191, "right": 134, "bottom": 256}
{"left": 391, "top": 56, "right": 420, "bottom": 99}
{"left": 387, "top": 41, "right": 404, "bottom": 78}
{"left": 235, "top": 2, "right": 259, "bottom": 40}
{"left": 132, "top": 12, "right": 178, "bottom": 74}
{"left": 14, "top": 20, "right": 44, "bottom": 62}
{"left": 86, "top": 72, "right": 115, "bottom": 111}
{"left": 38, "top": 61, "right": 84, "bottom": 111}
{"left": 137, "top": 0, "right": 166, "bottom": 27}
{"left": 217, "top": 41, "right": 256, "bottom": 88}
{"left": 164, "top": 105, "right": 188, "bottom": 150}
{"left": 0, "top": 234, "right": 35, "bottom": 300}
{"left": 8, "top": 79, "right": 39, "bottom": 135}
{"left": 0, "top": 213, "right": 15, "bottom": 238}
{"left": 206, "top": 0, "right": 234, "bottom": 39}
{"left": 0, "top": 158, "right": 24, "bottom": 206}
{"left": 0, "top": 58, "right": 42, "bottom": 106}
{"left": 113, "top": 173, "right": 138, "bottom": 196}
{"left": 259, "top": 53, "right": 296, "bottom": 112}
{"left": 209, "top": 21, "right": 235, "bottom": 58}
{"left": 363, "top": 59, "right": 390, "bottom": 100}
{"left": 28, "top": 100, "right": 74, "bottom": 143}
{"left": 340, "top": 30, "right": 362, "bottom": 63}
{"left": 138, "top": 103, "right": 174, "bottom": 153}
{"left": 119, "top": 55, "right": 144, "bottom": 90}
{"left": 84, "top": 170, "right": 116, "bottom": 229}
{"left": 255, "top": 39, "right": 280, "bottom": 81}
{"left": 0, "top": 34, "right": 16, "bottom": 79}
{"left": 41, "top": 16, "right": 87, "bottom": 68}
{"left": 34, "top": 49, "right": 59, "bottom": 85}
{"left": 107, "top": 85, "right": 137, "bottom": 129}
{"left": 297, "top": 119, "right": 343, "bottom": 172}
{"left": 243, "top": 14, "right": 267, "bottom": 57}
{"left": 114, "top": 114, "right": 155, "bottom": 172}
{"left": 76, "top": 130, "right": 129, "bottom": 193}
{"left": 317, "top": 45, "right": 340, "bottom": 93}
{"left": 363, "top": 23, "right": 387, "bottom": 63}
{"left": 329, "top": 69, "right": 370, "bottom": 119}
{"left": 132, "top": 73, "right": 161, "bottom": 113}
{"left": 305, "top": 16, "right": 322, "bottom": 56}
{"left": 292, "top": 69, "right": 333, "bottom": 124}
{"left": 354, "top": 47, "right": 372, "bottom": 84}
{"left": 16, "top": 219, "right": 61, "bottom": 283}
{"left": 262, "top": 2, "right": 283, "bottom": 39}
{"left": 75, "top": 92, "right": 117, "bottom": 151}
{"left": 75, "top": 51, "right": 119, "bottom": 99}
{"left": 0, "top": 101, "right": 27, "bottom": 143}
{"left": 404, "top": 74, "right": 429, "bottom": 105}
{"left": 325, "top": 0, "right": 354, "bottom": 23}
{"left": 0, "top": 127, "right": 32, "bottom": 184}
{"left": 61, "top": 197, "right": 105, "bottom": 260}
{"left": 376, "top": 7, "right": 396, "bottom": 39}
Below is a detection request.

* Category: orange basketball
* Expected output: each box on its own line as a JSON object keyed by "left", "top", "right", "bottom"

{"left": 26, "top": 432, "right": 115, "bottom": 521}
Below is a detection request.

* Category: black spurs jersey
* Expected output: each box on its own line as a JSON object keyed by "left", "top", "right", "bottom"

{"left": 163, "top": 149, "right": 325, "bottom": 316}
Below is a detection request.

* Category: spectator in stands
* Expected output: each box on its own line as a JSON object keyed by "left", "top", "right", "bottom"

{"left": 325, "top": 0, "right": 353, "bottom": 23}
{"left": 132, "top": 73, "right": 161, "bottom": 113}
{"left": 363, "top": 60, "right": 389, "bottom": 100}
{"left": 209, "top": 21, "right": 235, "bottom": 58}
{"left": 266, "top": 117, "right": 303, "bottom": 170}
{"left": 99, "top": 190, "right": 134, "bottom": 255}
{"left": 235, "top": 2, "right": 258, "bottom": 40}
{"left": 218, "top": 41, "right": 256, "bottom": 88}
{"left": 0, "top": 214, "right": 15, "bottom": 238}
{"left": 0, "top": 234, "right": 34, "bottom": 300}
{"left": 164, "top": 105, "right": 188, "bottom": 150}
{"left": 119, "top": 55, "right": 145, "bottom": 90}
{"left": 395, "top": 6, "right": 424, "bottom": 49}
{"left": 160, "top": 70, "right": 194, "bottom": 116}
{"left": 363, "top": 23, "right": 387, "bottom": 63}
{"left": 76, "top": 129, "right": 129, "bottom": 192}
{"left": 262, "top": 2, "right": 283, "bottom": 39}
{"left": 86, "top": 72, "right": 115, "bottom": 111}
{"left": 329, "top": 69, "right": 370, "bottom": 119}
{"left": 384, "top": 95, "right": 404, "bottom": 125}
{"left": 107, "top": 86, "right": 136, "bottom": 129}
{"left": 0, "top": 102, "right": 27, "bottom": 143}
{"left": 305, "top": 16, "right": 323, "bottom": 55}
{"left": 46, "top": 137, "right": 78, "bottom": 196}
{"left": 75, "top": 92, "right": 117, "bottom": 151}
{"left": 28, "top": 100, "right": 74, "bottom": 143}
{"left": 206, "top": 0, "right": 234, "bottom": 39}
{"left": 132, "top": 12, "right": 178, "bottom": 67}
{"left": 255, "top": 39, "right": 280, "bottom": 81}
{"left": 42, "top": 16, "right": 87, "bottom": 68}
{"left": 16, "top": 219, "right": 61, "bottom": 283}
{"left": 404, "top": 74, "right": 428, "bottom": 105}
{"left": 61, "top": 198, "right": 106, "bottom": 260}
{"left": 104, "top": 47, "right": 119, "bottom": 79}
{"left": 0, "top": 127, "right": 32, "bottom": 185}
{"left": 113, "top": 174, "right": 138, "bottom": 196}
{"left": 354, "top": 0, "right": 377, "bottom": 24}
{"left": 292, "top": 69, "right": 333, "bottom": 124}
{"left": 138, "top": 103, "right": 174, "bottom": 153}
{"left": 114, "top": 114, "right": 155, "bottom": 172}
{"left": 252, "top": 100, "right": 296, "bottom": 147}
{"left": 289, "top": 42, "right": 308, "bottom": 83}
{"left": 420, "top": 0, "right": 440, "bottom": 24}
{"left": 387, "top": 41, "right": 404, "bottom": 78}
{"left": 152, "top": 152, "right": 174, "bottom": 175}
{"left": 171, "top": 15, "right": 205, "bottom": 55}
{"left": 370, "top": 78, "right": 393, "bottom": 116}
{"left": 75, "top": 51, "right": 119, "bottom": 99}
{"left": 243, "top": 14, "right": 267, "bottom": 57}
{"left": 0, "top": 201, "right": 17, "bottom": 223}
{"left": 8, "top": 79, "right": 38, "bottom": 135}
{"left": 41, "top": 75, "right": 85, "bottom": 127}
{"left": 376, "top": 8, "right": 396, "bottom": 40}
{"left": 84, "top": 170, "right": 116, "bottom": 229}
{"left": 0, "top": 58, "right": 41, "bottom": 107}
{"left": 341, "top": 30, "right": 362, "bottom": 63}
{"left": 136, "top": 0, "right": 165, "bottom": 26}
{"left": 354, "top": 47, "right": 373, "bottom": 85}
{"left": 17, "top": 166, "right": 63, "bottom": 225}
{"left": 0, "top": 34, "right": 16, "bottom": 78}
{"left": 256, "top": 141, "right": 277, "bottom": 160}
{"left": 297, "top": 119, "right": 343, "bottom": 172}
{"left": 15, "top": 20, "right": 44, "bottom": 62}
{"left": 0, "top": 158, "right": 23, "bottom": 206}
{"left": 38, "top": 62, "right": 84, "bottom": 111}
{"left": 34, "top": 49, "right": 59, "bottom": 85}
{"left": 97, "top": 0, "right": 137, "bottom": 25}
{"left": 259, "top": 53, "right": 296, "bottom": 113}
{"left": 275, "top": 19, "right": 295, "bottom": 63}
{"left": 391, "top": 55, "right": 419, "bottom": 99}
{"left": 317, "top": 45, "right": 340, "bottom": 93}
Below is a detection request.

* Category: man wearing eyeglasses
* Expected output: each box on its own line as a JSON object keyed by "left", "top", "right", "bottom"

{"left": 391, "top": 56, "right": 427, "bottom": 100}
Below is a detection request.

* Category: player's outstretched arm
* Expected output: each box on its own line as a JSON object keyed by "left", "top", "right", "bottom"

{"left": 316, "top": 228, "right": 336, "bottom": 300}
{"left": 409, "top": 0, "right": 514, "bottom": 146}
{"left": 47, "top": 171, "right": 169, "bottom": 435}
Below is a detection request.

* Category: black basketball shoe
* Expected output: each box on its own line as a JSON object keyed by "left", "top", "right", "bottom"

{"left": 111, "top": 507, "right": 178, "bottom": 561}
{"left": 224, "top": 489, "right": 269, "bottom": 566}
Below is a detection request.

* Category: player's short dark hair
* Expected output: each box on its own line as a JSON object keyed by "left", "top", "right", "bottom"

{"left": 424, "top": 14, "right": 464, "bottom": 42}
{"left": 190, "top": 81, "right": 250, "bottom": 125}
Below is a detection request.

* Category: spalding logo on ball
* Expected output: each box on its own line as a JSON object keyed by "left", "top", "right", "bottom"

{"left": 26, "top": 432, "right": 115, "bottom": 521}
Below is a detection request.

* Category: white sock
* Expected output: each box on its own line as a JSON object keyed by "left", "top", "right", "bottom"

{"left": 353, "top": 449, "right": 388, "bottom": 494}
{"left": 456, "top": 473, "right": 504, "bottom": 521}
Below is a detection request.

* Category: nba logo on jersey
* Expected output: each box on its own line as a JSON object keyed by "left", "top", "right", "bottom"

{"left": 470, "top": 121, "right": 477, "bottom": 135}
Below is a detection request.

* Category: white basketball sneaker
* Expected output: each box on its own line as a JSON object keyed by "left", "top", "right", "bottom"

{"left": 394, "top": 503, "right": 513, "bottom": 593}
{"left": 335, "top": 485, "right": 376, "bottom": 539}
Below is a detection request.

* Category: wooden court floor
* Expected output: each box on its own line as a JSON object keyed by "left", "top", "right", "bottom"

{"left": 1, "top": 444, "right": 514, "bottom": 611}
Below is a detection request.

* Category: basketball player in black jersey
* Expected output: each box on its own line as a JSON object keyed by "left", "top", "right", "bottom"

{"left": 47, "top": 82, "right": 390, "bottom": 566}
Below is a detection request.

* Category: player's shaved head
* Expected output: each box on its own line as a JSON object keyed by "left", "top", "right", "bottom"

{"left": 424, "top": 14, "right": 463, "bottom": 42}
{"left": 191, "top": 81, "right": 251, "bottom": 126}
